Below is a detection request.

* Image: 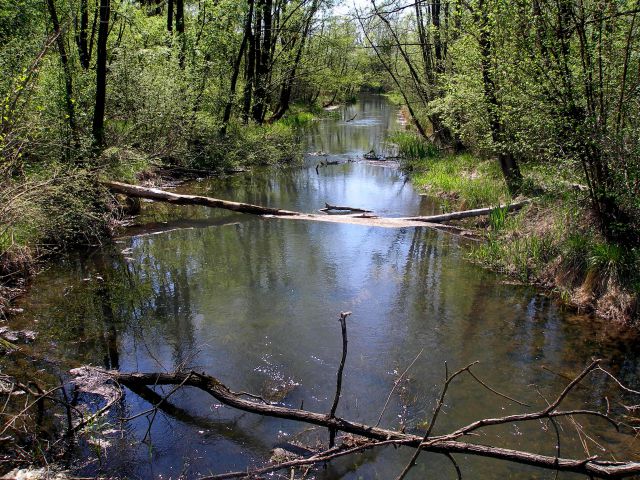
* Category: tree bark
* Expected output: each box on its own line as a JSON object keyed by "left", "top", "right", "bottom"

{"left": 77, "top": 367, "right": 640, "bottom": 479}
{"left": 477, "top": 0, "right": 522, "bottom": 195}
{"left": 104, "top": 181, "right": 301, "bottom": 216}
{"left": 269, "top": 0, "right": 319, "bottom": 122}
{"left": 76, "top": 0, "right": 90, "bottom": 69}
{"left": 242, "top": 0, "right": 258, "bottom": 123}
{"left": 252, "top": 0, "right": 272, "bottom": 123}
{"left": 46, "top": 0, "right": 77, "bottom": 145}
{"left": 104, "top": 180, "right": 519, "bottom": 235}
{"left": 220, "top": 0, "right": 255, "bottom": 135}
{"left": 407, "top": 200, "right": 529, "bottom": 223}
{"left": 176, "top": 0, "right": 185, "bottom": 67}
{"left": 92, "top": 0, "right": 110, "bottom": 147}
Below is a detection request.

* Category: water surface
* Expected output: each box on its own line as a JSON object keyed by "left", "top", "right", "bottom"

{"left": 10, "top": 94, "right": 640, "bottom": 479}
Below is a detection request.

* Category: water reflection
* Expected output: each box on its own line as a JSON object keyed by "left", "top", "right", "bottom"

{"left": 10, "top": 94, "right": 640, "bottom": 479}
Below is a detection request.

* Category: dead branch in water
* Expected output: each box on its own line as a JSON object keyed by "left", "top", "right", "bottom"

{"left": 72, "top": 351, "right": 640, "bottom": 478}
{"left": 103, "top": 181, "right": 510, "bottom": 237}
{"left": 320, "top": 202, "right": 372, "bottom": 213}
{"left": 104, "top": 181, "right": 300, "bottom": 216}
{"left": 407, "top": 200, "right": 530, "bottom": 224}
{"left": 329, "top": 311, "right": 351, "bottom": 447}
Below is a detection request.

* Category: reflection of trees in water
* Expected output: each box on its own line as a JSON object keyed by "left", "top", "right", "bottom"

{"left": 391, "top": 227, "right": 451, "bottom": 323}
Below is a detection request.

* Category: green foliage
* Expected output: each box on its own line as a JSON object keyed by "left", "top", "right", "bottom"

{"left": 472, "top": 233, "right": 556, "bottom": 282}
{"left": 588, "top": 242, "right": 626, "bottom": 281}
{"left": 407, "top": 152, "right": 509, "bottom": 209}
{"left": 488, "top": 205, "right": 508, "bottom": 232}
{"left": 188, "top": 122, "right": 302, "bottom": 171}
{"left": 390, "top": 131, "right": 439, "bottom": 163}
{"left": 279, "top": 111, "right": 314, "bottom": 128}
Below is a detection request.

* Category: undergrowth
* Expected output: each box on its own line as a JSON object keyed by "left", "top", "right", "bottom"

{"left": 392, "top": 131, "right": 639, "bottom": 325}
{"left": 391, "top": 131, "right": 509, "bottom": 209}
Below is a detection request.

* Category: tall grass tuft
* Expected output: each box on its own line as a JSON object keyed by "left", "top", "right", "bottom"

{"left": 389, "top": 132, "right": 439, "bottom": 164}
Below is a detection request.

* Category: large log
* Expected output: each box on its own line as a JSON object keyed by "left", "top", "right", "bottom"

{"left": 104, "top": 181, "right": 300, "bottom": 216}
{"left": 75, "top": 367, "right": 640, "bottom": 479}
{"left": 103, "top": 181, "right": 515, "bottom": 237}
{"left": 408, "top": 200, "right": 530, "bottom": 224}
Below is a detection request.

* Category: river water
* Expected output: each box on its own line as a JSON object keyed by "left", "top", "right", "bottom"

{"left": 9, "top": 94, "right": 640, "bottom": 478}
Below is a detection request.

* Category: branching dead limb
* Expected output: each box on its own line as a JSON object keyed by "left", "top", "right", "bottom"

{"left": 320, "top": 203, "right": 372, "bottom": 213}
{"left": 70, "top": 360, "right": 640, "bottom": 479}
{"left": 396, "top": 361, "right": 477, "bottom": 480}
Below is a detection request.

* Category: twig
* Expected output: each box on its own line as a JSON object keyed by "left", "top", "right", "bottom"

{"left": 200, "top": 439, "right": 407, "bottom": 479}
{"left": 596, "top": 367, "right": 640, "bottom": 395}
{"left": 329, "top": 311, "right": 351, "bottom": 447}
{"left": 444, "top": 452, "right": 462, "bottom": 479}
{"left": 376, "top": 348, "right": 423, "bottom": 427}
{"left": 466, "top": 368, "right": 530, "bottom": 407}
{"left": 395, "top": 361, "right": 477, "bottom": 480}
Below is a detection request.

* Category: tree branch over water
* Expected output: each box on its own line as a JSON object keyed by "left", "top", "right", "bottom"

{"left": 70, "top": 313, "right": 640, "bottom": 479}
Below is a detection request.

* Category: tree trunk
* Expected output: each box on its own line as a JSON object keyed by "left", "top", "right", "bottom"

{"left": 74, "top": 366, "right": 640, "bottom": 479}
{"left": 92, "top": 0, "right": 110, "bottom": 147}
{"left": 477, "top": 1, "right": 522, "bottom": 195}
{"left": 47, "top": 0, "right": 77, "bottom": 145}
{"left": 176, "top": 0, "right": 185, "bottom": 67}
{"left": 167, "top": 0, "right": 173, "bottom": 32}
{"left": 252, "top": 0, "right": 271, "bottom": 123}
{"left": 76, "top": 0, "right": 90, "bottom": 69}
{"left": 220, "top": 0, "right": 254, "bottom": 135}
{"left": 269, "top": 0, "right": 318, "bottom": 122}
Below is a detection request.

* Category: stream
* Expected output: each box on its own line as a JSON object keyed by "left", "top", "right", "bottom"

{"left": 7, "top": 94, "right": 640, "bottom": 479}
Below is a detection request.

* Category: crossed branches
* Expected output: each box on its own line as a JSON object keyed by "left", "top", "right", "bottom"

{"left": 66, "top": 311, "right": 640, "bottom": 479}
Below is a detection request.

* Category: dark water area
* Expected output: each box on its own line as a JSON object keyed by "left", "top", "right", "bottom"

{"left": 8, "top": 94, "right": 640, "bottom": 479}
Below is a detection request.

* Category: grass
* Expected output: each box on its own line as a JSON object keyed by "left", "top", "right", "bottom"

{"left": 391, "top": 131, "right": 509, "bottom": 209}
{"left": 382, "top": 92, "right": 405, "bottom": 105}
{"left": 391, "top": 131, "right": 639, "bottom": 324}
{"left": 279, "top": 111, "right": 315, "bottom": 128}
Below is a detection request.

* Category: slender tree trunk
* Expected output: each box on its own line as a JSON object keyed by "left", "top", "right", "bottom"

{"left": 92, "top": 0, "right": 110, "bottom": 147}
{"left": 167, "top": 0, "right": 174, "bottom": 32}
{"left": 220, "top": 0, "right": 254, "bottom": 135}
{"left": 357, "top": 14, "right": 429, "bottom": 139}
{"left": 477, "top": 1, "right": 522, "bottom": 195}
{"left": 269, "top": 0, "right": 318, "bottom": 122}
{"left": 242, "top": 0, "right": 257, "bottom": 124}
{"left": 88, "top": 0, "right": 98, "bottom": 62}
{"left": 176, "top": 0, "right": 185, "bottom": 66}
{"left": 76, "top": 0, "right": 90, "bottom": 69}
{"left": 252, "top": 0, "right": 271, "bottom": 123}
{"left": 47, "top": 0, "right": 77, "bottom": 145}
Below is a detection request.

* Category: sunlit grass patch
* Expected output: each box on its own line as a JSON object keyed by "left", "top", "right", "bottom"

{"left": 410, "top": 154, "right": 509, "bottom": 209}
{"left": 279, "top": 111, "right": 314, "bottom": 128}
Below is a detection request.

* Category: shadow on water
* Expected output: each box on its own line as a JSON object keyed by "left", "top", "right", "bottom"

{"left": 8, "top": 94, "right": 640, "bottom": 479}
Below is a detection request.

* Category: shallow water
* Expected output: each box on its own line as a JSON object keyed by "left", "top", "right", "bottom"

{"left": 9, "top": 94, "right": 640, "bottom": 479}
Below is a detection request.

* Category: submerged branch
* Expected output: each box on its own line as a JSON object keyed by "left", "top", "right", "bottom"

{"left": 71, "top": 361, "right": 640, "bottom": 479}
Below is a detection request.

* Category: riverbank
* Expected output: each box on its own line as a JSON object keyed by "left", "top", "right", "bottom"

{"left": 0, "top": 118, "right": 309, "bottom": 320}
{"left": 394, "top": 132, "right": 639, "bottom": 326}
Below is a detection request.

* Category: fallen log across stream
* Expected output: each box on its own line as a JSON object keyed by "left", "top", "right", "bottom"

{"left": 104, "top": 181, "right": 527, "bottom": 235}
{"left": 71, "top": 358, "right": 640, "bottom": 479}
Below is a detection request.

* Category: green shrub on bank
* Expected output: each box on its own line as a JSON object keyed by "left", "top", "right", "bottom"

{"left": 0, "top": 168, "right": 112, "bottom": 266}
{"left": 391, "top": 132, "right": 509, "bottom": 208}
{"left": 279, "top": 111, "right": 314, "bottom": 128}
{"left": 390, "top": 131, "right": 440, "bottom": 162}
{"left": 187, "top": 121, "right": 303, "bottom": 171}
